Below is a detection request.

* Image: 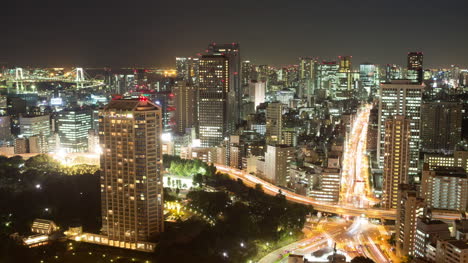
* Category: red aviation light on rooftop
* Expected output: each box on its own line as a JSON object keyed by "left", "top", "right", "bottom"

{"left": 169, "top": 93, "right": 175, "bottom": 98}
{"left": 139, "top": 96, "right": 148, "bottom": 102}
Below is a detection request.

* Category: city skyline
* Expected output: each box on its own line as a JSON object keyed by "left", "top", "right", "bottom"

{"left": 3, "top": 0, "right": 468, "bottom": 68}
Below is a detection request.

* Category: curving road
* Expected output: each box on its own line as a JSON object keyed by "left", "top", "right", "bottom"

{"left": 216, "top": 165, "right": 460, "bottom": 221}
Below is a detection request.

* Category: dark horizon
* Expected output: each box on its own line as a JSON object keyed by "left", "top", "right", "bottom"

{"left": 3, "top": 0, "right": 468, "bottom": 68}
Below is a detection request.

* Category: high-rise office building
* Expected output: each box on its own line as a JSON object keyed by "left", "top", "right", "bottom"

{"left": 173, "top": 81, "right": 197, "bottom": 135}
{"left": 421, "top": 102, "right": 463, "bottom": 152}
{"left": 307, "top": 168, "right": 341, "bottom": 203}
{"left": 176, "top": 57, "right": 189, "bottom": 80}
{"left": 198, "top": 54, "right": 231, "bottom": 147}
{"left": 317, "top": 61, "right": 339, "bottom": 96}
{"left": 359, "top": 63, "right": 377, "bottom": 97}
{"left": 207, "top": 43, "right": 241, "bottom": 124}
{"left": 338, "top": 56, "right": 352, "bottom": 73}
{"left": 385, "top": 64, "right": 402, "bottom": 82}
{"left": 241, "top": 60, "right": 254, "bottom": 85}
{"left": 57, "top": 109, "right": 92, "bottom": 153}
{"left": 248, "top": 80, "right": 265, "bottom": 109}
{"left": 378, "top": 80, "right": 423, "bottom": 181}
{"left": 383, "top": 116, "right": 411, "bottom": 209}
{"left": 299, "top": 57, "right": 318, "bottom": 101}
{"left": 19, "top": 114, "right": 50, "bottom": 138}
{"left": 99, "top": 98, "right": 164, "bottom": 250}
{"left": 424, "top": 150, "right": 468, "bottom": 172}
{"left": 396, "top": 184, "right": 425, "bottom": 257}
{"left": 407, "top": 52, "right": 424, "bottom": 84}
{"left": 421, "top": 165, "right": 468, "bottom": 212}
{"left": 265, "top": 102, "right": 283, "bottom": 144}
{"left": 264, "top": 144, "right": 294, "bottom": 187}
{"left": 0, "top": 116, "right": 12, "bottom": 142}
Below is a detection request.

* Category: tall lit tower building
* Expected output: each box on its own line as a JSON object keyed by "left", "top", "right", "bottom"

{"left": 207, "top": 43, "right": 241, "bottom": 124}
{"left": 317, "top": 61, "right": 339, "bottom": 96}
{"left": 359, "top": 63, "right": 377, "bottom": 89}
{"left": 175, "top": 57, "right": 189, "bottom": 80}
{"left": 385, "top": 64, "right": 403, "bottom": 82}
{"left": 382, "top": 116, "right": 411, "bottom": 209}
{"left": 299, "top": 57, "right": 318, "bottom": 102}
{"left": 99, "top": 98, "right": 164, "bottom": 249}
{"left": 173, "top": 81, "right": 197, "bottom": 134}
{"left": 407, "top": 52, "right": 424, "bottom": 84}
{"left": 248, "top": 80, "right": 265, "bottom": 109}
{"left": 338, "top": 56, "right": 352, "bottom": 73}
{"left": 378, "top": 80, "right": 423, "bottom": 181}
{"left": 57, "top": 109, "right": 92, "bottom": 153}
{"left": 396, "top": 184, "right": 425, "bottom": 257}
{"left": 336, "top": 56, "right": 353, "bottom": 100}
{"left": 198, "top": 54, "right": 231, "bottom": 147}
{"left": 266, "top": 102, "right": 283, "bottom": 144}
{"left": 241, "top": 60, "right": 254, "bottom": 85}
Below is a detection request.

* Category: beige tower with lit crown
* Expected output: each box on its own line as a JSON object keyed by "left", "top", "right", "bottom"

{"left": 99, "top": 98, "right": 164, "bottom": 250}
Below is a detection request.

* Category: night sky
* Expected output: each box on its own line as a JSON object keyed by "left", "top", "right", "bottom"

{"left": 3, "top": 0, "right": 468, "bottom": 68}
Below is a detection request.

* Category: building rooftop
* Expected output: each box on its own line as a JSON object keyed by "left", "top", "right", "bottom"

{"left": 447, "top": 240, "right": 468, "bottom": 250}
{"left": 103, "top": 98, "right": 160, "bottom": 112}
{"left": 433, "top": 166, "right": 467, "bottom": 178}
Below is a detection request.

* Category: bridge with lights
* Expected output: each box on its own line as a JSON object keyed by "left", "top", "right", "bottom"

{"left": 2, "top": 67, "right": 105, "bottom": 92}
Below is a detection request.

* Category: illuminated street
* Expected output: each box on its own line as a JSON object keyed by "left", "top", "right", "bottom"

{"left": 340, "top": 104, "right": 374, "bottom": 208}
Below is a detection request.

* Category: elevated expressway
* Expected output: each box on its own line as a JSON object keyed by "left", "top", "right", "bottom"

{"left": 216, "top": 165, "right": 461, "bottom": 221}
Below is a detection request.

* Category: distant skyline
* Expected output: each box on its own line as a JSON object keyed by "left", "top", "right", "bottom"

{"left": 3, "top": 0, "right": 468, "bottom": 68}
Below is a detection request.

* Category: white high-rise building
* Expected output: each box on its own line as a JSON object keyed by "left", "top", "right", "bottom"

{"left": 421, "top": 165, "right": 468, "bottom": 212}
{"left": 378, "top": 80, "right": 423, "bottom": 181}
{"left": 264, "top": 145, "right": 294, "bottom": 187}
{"left": 248, "top": 80, "right": 265, "bottom": 109}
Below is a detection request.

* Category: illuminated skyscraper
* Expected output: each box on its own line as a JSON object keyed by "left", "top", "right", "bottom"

{"left": 338, "top": 56, "right": 352, "bottom": 73}
{"left": 382, "top": 116, "right": 411, "bottom": 209}
{"left": 57, "top": 109, "right": 92, "bottom": 153}
{"left": 241, "top": 60, "right": 254, "bottom": 86}
{"left": 248, "top": 80, "right": 265, "bottom": 109}
{"left": 265, "top": 102, "right": 283, "bottom": 144}
{"left": 207, "top": 43, "right": 241, "bottom": 123}
{"left": 359, "top": 63, "right": 377, "bottom": 90}
{"left": 407, "top": 52, "right": 424, "bottom": 84}
{"left": 336, "top": 56, "right": 354, "bottom": 100}
{"left": 198, "top": 54, "right": 231, "bottom": 147}
{"left": 19, "top": 114, "right": 50, "bottom": 138}
{"left": 378, "top": 80, "right": 423, "bottom": 181}
{"left": 396, "top": 184, "right": 425, "bottom": 257}
{"left": 99, "top": 98, "right": 164, "bottom": 250}
{"left": 385, "top": 64, "right": 402, "bottom": 82}
{"left": 317, "top": 61, "right": 339, "bottom": 96}
{"left": 299, "top": 57, "right": 318, "bottom": 102}
{"left": 176, "top": 57, "right": 189, "bottom": 80}
{"left": 173, "top": 81, "right": 197, "bottom": 134}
